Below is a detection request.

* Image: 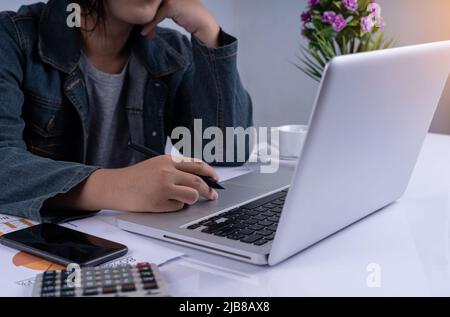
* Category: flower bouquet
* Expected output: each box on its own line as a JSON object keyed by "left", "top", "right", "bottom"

{"left": 298, "top": 0, "right": 394, "bottom": 81}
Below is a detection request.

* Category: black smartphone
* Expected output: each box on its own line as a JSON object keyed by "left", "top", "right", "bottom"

{"left": 0, "top": 223, "right": 128, "bottom": 267}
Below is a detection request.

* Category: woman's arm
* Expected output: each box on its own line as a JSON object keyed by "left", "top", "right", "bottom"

{"left": 139, "top": 0, "right": 254, "bottom": 165}
{"left": 44, "top": 156, "right": 220, "bottom": 213}
{"left": 171, "top": 31, "right": 254, "bottom": 166}
{"left": 141, "top": 0, "right": 221, "bottom": 49}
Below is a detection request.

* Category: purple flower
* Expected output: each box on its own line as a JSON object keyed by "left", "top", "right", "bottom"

{"left": 361, "top": 16, "right": 374, "bottom": 33}
{"left": 363, "top": 2, "right": 385, "bottom": 31}
{"left": 301, "top": 11, "right": 312, "bottom": 23}
{"left": 308, "top": 0, "right": 320, "bottom": 7}
{"left": 322, "top": 11, "right": 337, "bottom": 24}
{"left": 342, "top": 0, "right": 358, "bottom": 12}
{"left": 367, "top": 2, "right": 382, "bottom": 20}
{"left": 375, "top": 17, "right": 385, "bottom": 29}
{"left": 332, "top": 14, "right": 347, "bottom": 32}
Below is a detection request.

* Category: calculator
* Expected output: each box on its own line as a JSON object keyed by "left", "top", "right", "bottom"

{"left": 32, "top": 262, "right": 169, "bottom": 297}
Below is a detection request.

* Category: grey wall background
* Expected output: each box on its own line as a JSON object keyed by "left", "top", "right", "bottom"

{"left": 2, "top": 0, "right": 450, "bottom": 132}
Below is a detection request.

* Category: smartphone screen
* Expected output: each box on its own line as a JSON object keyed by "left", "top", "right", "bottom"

{"left": 0, "top": 223, "right": 128, "bottom": 267}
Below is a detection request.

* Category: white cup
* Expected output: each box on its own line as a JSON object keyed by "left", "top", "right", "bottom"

{"left": 277, "top": 125, "right": 308, "bottom": 160}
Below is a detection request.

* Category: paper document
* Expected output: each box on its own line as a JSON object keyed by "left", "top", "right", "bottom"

{"left": 215, "top": 164, "right": 257, "bottom": 182}
{"left": 0, "top": 215, "right": 37, "bottom": 236}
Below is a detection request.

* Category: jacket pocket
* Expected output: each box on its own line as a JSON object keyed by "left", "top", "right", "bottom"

{"left": 22, "top": 93, "right": 78, "bottom": 160}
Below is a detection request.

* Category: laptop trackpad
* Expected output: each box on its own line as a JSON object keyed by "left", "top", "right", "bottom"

{"left": 190, "top": 167, "right": 294, "bottom": 211}
{"left": 221, "top": 166, "right": 293, "bottom": 191}
{"left": 202, "top": 183, "right": 277, "bottom": 209}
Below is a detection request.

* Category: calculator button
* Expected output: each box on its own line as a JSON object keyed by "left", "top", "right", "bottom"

{"left": 42, "top": 277, "right": 56, "bottom": 284}
{"left": 41, "top": 292, "right": 56, "bottom": 297}
{"left": 42, "top": 278, "right": 56, "bottom": 286}
{"left": 43, "top": 280, "right": 56, "bottom": 287}
{"left": 139, "top": 270, "right": 153, "bottom": 276}
{"left": 84, "top": 281, "right": 97, "bottom": 289}
{"left": 141, "top": 276, "right": 156, "bottom": 283}
{"left": 143, "top": 282, "right": 158, "bottom": 290}
{"left": 43, "top": 272, "right": 57, "bottom": 278}
{"left": 102, "top": 286, "right": 117, "bottom": 294}
{"left": 103, "top": 279, "right": 114, "bottom": 287}
{"left": 42, "top": 285, "right": 56, "bottom": 293}
{"left": 61, "top": 285, "right": 75, "bottom": 292}
{"left": 85, "top": 271, "right": 96, "bottom": 276}
{"left": 118, "top": 267, "right": 132, "bottom": 273}
{"left": 60, "top": 290, "right": 76, "bottom": 297}
{"left": 121, "top": 283, "right": 136, "bottom": 292}
{"left": 84, "top": 276, "right": 96, "bottom": 283}
{"left": 121, "top": 278, "right": 134, "bottom": 285}
{"left": 137, "top": 263, "right": 151, "bottom": 270}
{"left": 83, "top": 288, "right": 99, "bottom": 296}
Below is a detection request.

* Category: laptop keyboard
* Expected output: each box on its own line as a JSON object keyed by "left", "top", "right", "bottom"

{"left": 186, "top": 189, "right": 288, "bottom": 246}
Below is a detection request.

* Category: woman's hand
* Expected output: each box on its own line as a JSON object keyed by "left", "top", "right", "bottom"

{"left": 45, "top": 155, "right": 220, "bottom": 213}
{"left": 100, "top": 155, "right": 220, "bottom": 213}
{"left": 141, "top": 0, "right": 220, "bottom": 48}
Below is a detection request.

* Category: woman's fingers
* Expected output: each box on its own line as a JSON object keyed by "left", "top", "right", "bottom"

{"left": 174, "top": 158, "right": 219, "bottom": 181}
{"left": 174, "top": 170, "right": 219, "bottom": 201}
{"left": 173, "top": 158, "right": 220, "bottom": 201}
{"left": 159, "top": 199, "right": 186, "bottom": 213}
{"left": 169, "top": 185, "right": 200, "bottom": 206}
{"left": 141, "top": 2, "right": 173, "bottom": 37}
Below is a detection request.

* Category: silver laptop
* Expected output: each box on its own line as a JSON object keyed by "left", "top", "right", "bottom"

{"left": 117, "top": 41, "right": 450, "bottom": 266}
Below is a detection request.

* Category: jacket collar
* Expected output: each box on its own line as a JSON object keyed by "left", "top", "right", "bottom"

{"left": 38, "top": 0, "right": 187, "bottom": 77}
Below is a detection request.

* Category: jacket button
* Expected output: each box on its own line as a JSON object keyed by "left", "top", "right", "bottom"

{"left": 155, "top": 83, "right": 161, "bottom": 88}
{"left": 152, "top": 131, "right": 157, "bottom": 137}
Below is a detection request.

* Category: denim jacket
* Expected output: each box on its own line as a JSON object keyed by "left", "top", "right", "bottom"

{"left": 0, "top": 0, "right": 253, "bottom": 222}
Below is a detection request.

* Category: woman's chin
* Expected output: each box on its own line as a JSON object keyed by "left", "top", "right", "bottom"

{"left": 129, "top": 14, "right": 157, "bottom": 26}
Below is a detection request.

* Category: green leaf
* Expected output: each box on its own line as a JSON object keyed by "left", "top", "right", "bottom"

{"left": 360, "top": 0, "right": 371, "bottom": 8}
{"left": 301, "top": 58, "right": 323, "bottom": 77}
{"left": 299, "top": 51, "right": 325, "bottom": 73}
{"left": 293, "top": 63, "right": 321, "bottom": 82}
{"left": 383, "top": 37, "right": 395, "bottom": 49}
{"left": 309, "top": 49, "right": 327, "bottom": 67}
{"left": 313, "top": 34, "right": 336, "bottom": 60}
{"left": 370, "top": 32, "right": 384, "bottom": 51}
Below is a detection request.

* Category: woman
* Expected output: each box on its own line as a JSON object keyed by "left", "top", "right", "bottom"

{"left": 0, "top": 0, "right": 253, "bottom": 222}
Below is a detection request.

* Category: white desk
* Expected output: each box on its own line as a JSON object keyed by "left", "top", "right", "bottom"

{"left": 2, "top": 134, "right": 449, "bottom": 297}
{"left": 153, "top": 133, "right": 450, "bottom": 297}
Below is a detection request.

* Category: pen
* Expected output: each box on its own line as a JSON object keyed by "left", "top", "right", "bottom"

{"left": 128, "top": 142, "right": 225, "bottom": 190}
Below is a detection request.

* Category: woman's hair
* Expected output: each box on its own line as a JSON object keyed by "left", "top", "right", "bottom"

{"left": 73, "top": 0, "right": 106, "bottom": 31}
